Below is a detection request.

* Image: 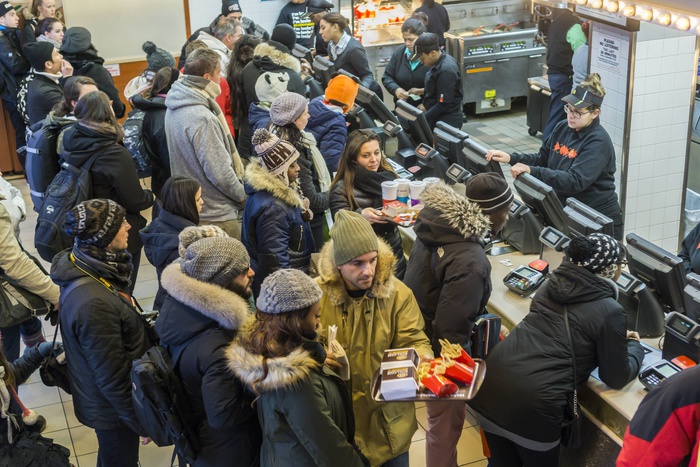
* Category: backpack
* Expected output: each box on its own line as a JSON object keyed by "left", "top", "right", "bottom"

{"left": 131, "top": 337, "right": 202, "bottom": 464}
{"left": 16, "top": 72, "right": 34, "bottom": 125}
{"left": 34, "top": 153, "right": 100, "bottom": 262}
{"left": 122, "top": 108, "right": 153, "bottom": 178}
{"left": 25, "top": 116, "right": 75, "bottom": 212}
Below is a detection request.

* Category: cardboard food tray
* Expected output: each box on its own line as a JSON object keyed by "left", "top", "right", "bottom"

{"left": 382, "top": 215, "right": 416, "bottom": 227}
{"left": 371, "top": 359, "right": 486, "bottom": 402}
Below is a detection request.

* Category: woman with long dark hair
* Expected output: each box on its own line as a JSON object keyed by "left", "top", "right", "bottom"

{"left": 140, "top": 175, "right": 203, "bottom": 310}
{"left": 329, "top": 129, "right": 406, "bottom": 278}
{"left": 60, "top": 91, "right": 154, "bottom": 289}
{"left": 226, "top": 34, "right": 261, "bottom": 141}
{"left": 382, "top": 16, "right": 429, "bottom": 106}
{"left": 51, "top": 75, "right": 98, "bottom": 118}
{"left": 227, "top": 268, "right": 367, "bottom": 467}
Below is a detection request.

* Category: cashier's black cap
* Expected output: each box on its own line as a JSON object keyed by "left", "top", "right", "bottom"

{"left": 412, "top": 33, "right": 440, "bottom": 60}
{"left": 562, "top": 84, "right": 604, "bottom": 109}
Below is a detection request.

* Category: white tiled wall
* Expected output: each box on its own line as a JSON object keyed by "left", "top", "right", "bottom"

{"left": 189, "top": 0, "right": 289, "bottom": 36}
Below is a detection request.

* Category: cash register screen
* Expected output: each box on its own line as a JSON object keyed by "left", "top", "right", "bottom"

{"left": 668, "top": 315, "right": 693, "bottom": 337}
{"left": 616, "top": 274, "right": 632, "bottom": 290}
{"left": 656, "top": 363, "right": 678, "bottom": 378}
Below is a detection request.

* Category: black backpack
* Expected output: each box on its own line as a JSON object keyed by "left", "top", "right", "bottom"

{"left": 34, "top": 153, "right": 100, "bottom": 262}
{"left": 25, "top": 116, "right": 75, "bottom": 211}
{"left": 131, "top": 336, "right": 203, "bottom": 464}
{"left": 122, "top": 108, "right": 153, "bottom": 178}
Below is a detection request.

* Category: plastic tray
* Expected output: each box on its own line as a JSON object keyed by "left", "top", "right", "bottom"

{"left": 371, "top": 359, "right": 486, "bottom": 402}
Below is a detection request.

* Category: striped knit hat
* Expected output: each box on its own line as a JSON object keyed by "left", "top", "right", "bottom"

{"left": 465, "top": 173, "right": 514, "bottom": 214}
{"left": 252, "top": 128, "right": 299, "bottom": 178}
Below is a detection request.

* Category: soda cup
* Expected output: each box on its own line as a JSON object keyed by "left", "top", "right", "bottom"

{"left": 381, "top": 180, "right": 399, "bottom": 207}
{"left": 396, "top": 179, "right": 410, "bottom": 204}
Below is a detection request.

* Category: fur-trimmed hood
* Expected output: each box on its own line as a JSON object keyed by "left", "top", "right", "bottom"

{"left": 244, "top": 161, "right": 304, "bottom": 208}
{"left": 160, "top": 262, "right": 251, "bottom": 331}
{"left": 252, "top": 42, "right": 301, "bottom": 73}
{"left": 226, "top": 340, "right": 323, "bottom": 393}
{"left": 414, "top": 181, "right": 492, "bottom": 247}
{"left": 316, "top": 237, "right": 397, "bottom": 306}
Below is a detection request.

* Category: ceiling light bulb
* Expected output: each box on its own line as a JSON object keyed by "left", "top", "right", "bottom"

{"left": 576, "top": 0, "right": 587, "bottom": 4}
{"left": 622, "top": 4, "right": 636, "bottom": 16}
{"left": 676, "top": 17, "right": 691, "bottom": 30}
{"left": 658, "top": 12, "right": 672, "bottom": 26}
{"left": 640, "top": 8, "right": 653, "bottom": 21}
{"left": 589, "top": 0, "right": 603, "bottom": 9}
{"left": 606, "top": 1, "right": 619, "bottom": 13}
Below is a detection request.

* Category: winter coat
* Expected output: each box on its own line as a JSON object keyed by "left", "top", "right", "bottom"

{"left": 404, "top": 182, "right": 492, "bottom": 356}
{"left": 60, "top": 123, "right": 154, "bottom": 256}
{"left": 509, "top": 118, "right": 621, "bottom": 219}
{"left": 139, "top": 208, "right": 196, "bottom": 310}
{"left": 165, "top": 78, "right": 246, "bottom": 222}
{"left": 0, "top": 27, "right": 29, "bottom": 104}
{"left": 26, "top": 73, "right": 63, "bottom": 126}
{"left": 247, "top": 103, "right": 270, "bottom": 139}
{"left": 50, "top": 250, "right": 151, "bottom": 432}
{"left": 314, "top": 239, "right": 432, "bottom": 465}
{"left": 0, "top": 176, "right": 26, "bottom": 238}
{"left": 306, "top": 96, "right": 347, "bottom": 173}
{"left": 132, "top": 94, "right": 170, "bottom": 197}
{"left": 0, "top": 204, "right": 58, "bottom": 304}
{"left": 228, "top": 339, "right": 367, "bottom": 467}
{"left": 296, "top": 142, "right": 329, "bottom": 215}
{"left": 680, "top": 221, "right": 700, "bottom": 275}
{"left": 242, "top": 162, "right": 314, "bottom": 298}
{"left": 21, "top": 18, "right": 37, "bottom": 47}
{"left": 157, "top": 263, "right": 260, "bottom": 467}
{"left": 381, "top": 46, "right": 429, "bottom": 106}
{"left": 196, "top": 31, "right": 231, "bottom": 78}
{"left": 617, "top": 364, "right": 700, "bottom": 467}
{"left": 330, "top": 179, "right": 406, "bottom": 279}
{"left": 59, "top": 49, "right": 125, "bottom": 118}
{"left": 469, "top": 261, "right": 644, "bottom": 447}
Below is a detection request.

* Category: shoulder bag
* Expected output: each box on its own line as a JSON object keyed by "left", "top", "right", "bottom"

{"left": 561, "top": 305, "right": 582, "bottom": 449}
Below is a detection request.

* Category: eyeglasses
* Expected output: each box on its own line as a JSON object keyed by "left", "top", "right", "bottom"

{"left": 563, "top": 104, "right": 590, "bottom": 119}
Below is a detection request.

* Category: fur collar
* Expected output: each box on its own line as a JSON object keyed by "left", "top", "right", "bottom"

{"left": 419, "top": 181, "right": 492, "bottom": 240}
{"left": 226, "top": 341, "right": 320, "bottom": 393}
{"left": 244, "top": 161, "right": 303, "bottom": 208}
{"left": 160, "top": 263, "right": 251, "bottom": 331}
{"left": 316, "top": 238, "right": 397, "bottom": 306}
{"left": 253, "top": 42, "right": 302, "bottom": 73}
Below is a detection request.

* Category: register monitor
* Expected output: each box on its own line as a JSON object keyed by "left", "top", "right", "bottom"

{"left": 513, "top": 174, "right": 566, "bottom": 232}
{"left": 538, "top": 226, "right": 570, "bottom": 272}
{"left": 434, "top": 122, "right": 469, "bottom": 166}
{"left": 312, "top": 56, "right": 336, "bottom": 87}
{"left": 355, "top": 85, "right": 399, "bottom": 126}
{"left": 461, "top": 139, "right": 505, "bottom": 179}
{"left": 395, "top": 100, "right": 434, "bottom": 147}
{"left": 563, "top": 198, "right": 614, "bottom": 238}
{"left": 501, "top": 198, "right": 544, "bottom": 255}
{"left": 413, "top": 143, "right": 450, "bottom": 181}
{"left": 684, "top": 273, "right": 700, "bottom": 322}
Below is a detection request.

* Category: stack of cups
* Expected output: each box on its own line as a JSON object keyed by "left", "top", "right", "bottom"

{"left": 396, "top": 179, "right": 410, "bottom": 204}
{"left": 381, "top": 180, "right": 399, "bottom": 207}
{"left": 424, "top": 177, "right": 441, "bottom": 185}
{"left": 409, "top": 180, "right": 426, "bottom": 206}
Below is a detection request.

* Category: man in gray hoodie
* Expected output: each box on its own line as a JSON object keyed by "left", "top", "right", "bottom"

{"left": 165, "top": 48, "right": 246, "bottom": 239}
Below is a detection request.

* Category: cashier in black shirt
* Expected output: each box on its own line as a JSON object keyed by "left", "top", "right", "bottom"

{"left": 486, "top": 73, "right": 624, "bottom": 240}
{"left": 382, "top": 16, "right": 429, "bottom": 107}
{"left": 680, "top": 222, "right": 700, "bottom": 274}
{"left": 413, "top": 32, "right": 463, "bottom": 130}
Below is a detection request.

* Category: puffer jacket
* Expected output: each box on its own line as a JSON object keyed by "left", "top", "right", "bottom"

{"left": 404, "top": 182, "right": 492, "bottom": 356}
{"left": 0, "top": 26, "right": 29, "bottom": 104}
{"left": 315, "top": 239, "right": 432, "bottom": 465}
{"left": 227, "top": 339, "right": 368, "bottom": 467}
{"left": 241, "top": 162, "right": 314, "bottom": 297}
{"left": 196, "top": 31, "right": 231, "bottom": 78}
{"left": 60, "top": 49, "right": 125, "bottom": 118}
{"left": 50, "top": 250, "right": 150, "bottom": 432}
{"left": 139, "top": 208, "right": 196, "bottom": 310}
{"left": 306, "top": 97, "right": 348, "bottom": 173}
{"left": 131, "top": 94, "right": 169, "bottom": 198}
{"left": 469, "top": 261, "right": 645, "bottom": 447}
{"left": 329, "top": 178, "right": 406, "bottom": 279}
{"left": 157, "top": 263, "right": 260, "bottom": 467}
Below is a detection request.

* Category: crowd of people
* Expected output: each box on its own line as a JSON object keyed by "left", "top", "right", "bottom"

{"left": 0, "top": 0, "right": 698, "bottom": 466}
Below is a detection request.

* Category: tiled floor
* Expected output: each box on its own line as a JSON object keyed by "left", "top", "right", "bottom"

{"left": 8, "top": 103, "right": 539, "bottom": 466}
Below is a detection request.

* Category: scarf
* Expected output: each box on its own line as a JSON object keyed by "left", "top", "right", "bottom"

{"left": 351, "top": 166, "right": 397, "bottom": 207}
{"left": 301, "top": 131, "right": 332, "bottom": 193}
{"left": 34, "top": 70, "right": 62, "bottom": 84}
{"left": 37, "top": 34, "right": 61, "bottom": 49}
{"left": 73, "top": 246, "right": 133, "bottom": 287}
{"left": 180, "top": 74, "right": 245, "bottom": 179}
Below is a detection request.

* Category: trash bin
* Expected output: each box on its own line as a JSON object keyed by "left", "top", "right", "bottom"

{"left": 686, "top": 189, "right": 700, "bottom": 236}
{"left": 526, "top": 76, "right": 551, "bottom": 137}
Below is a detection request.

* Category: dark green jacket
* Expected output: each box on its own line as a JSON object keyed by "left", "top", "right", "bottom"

{"left": 227, "top": 340, "right": 368, "bottom": 467}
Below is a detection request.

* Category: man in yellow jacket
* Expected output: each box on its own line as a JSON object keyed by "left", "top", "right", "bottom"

{"left": 316, "top": 210, "right": 433, "bottom": 467}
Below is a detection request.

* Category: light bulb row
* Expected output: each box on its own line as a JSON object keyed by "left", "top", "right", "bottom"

{"left": 574, "top": 0, "right": 699, "bottom": 34}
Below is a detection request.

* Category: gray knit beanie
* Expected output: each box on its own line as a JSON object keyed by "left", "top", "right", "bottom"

{"left": 257, "top": 269, "right": 323, "bottom": 314}
{"left": 180, "top": 236, "right": 250, "bottom": 287}
{"left": 330, "top": 210, "right": 378, "bottom": 265}
{"left": 270, "top": 92, "right": 308, "bottom": 127}
{"left": 178, "top": 225, "right": 228, "bottom": 258}
{"left": 142, "top": 41, "right": 175, "bottom": 72}
{"left": 61, "top": 27, "right": 92, "bottom": 54}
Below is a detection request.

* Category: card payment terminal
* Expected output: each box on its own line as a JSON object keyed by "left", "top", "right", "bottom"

{"left": 504, "top": 265, "right": 546, "bottom": 296}
{"left": 639, "top": 360, "right": 681, "bottom": 390}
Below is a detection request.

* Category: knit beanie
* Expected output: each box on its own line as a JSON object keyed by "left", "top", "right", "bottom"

{"left": 178, "top": 225, "right": 228, "bottom": 258}
{"left": 325, "top": 74, "right": 359, "bottom": 110}
{"left": 180, "top": 236, "right": 250, "bottom": 287}
{"left": 142, "top": 41, "right": 175, "bottom": 72}
{"left": 568, "top": 233, "right": 624, "bottom": 277}
{"left": 252, "top": 128, "right": 299, "bottom": 177}
{"left": 330, "top": 210, "right": 378, "bottom": 265}
{"left": 23, "top": 41, "right": 54, "bottom": 71}
{"left": 270, "top": 92, "right": 308, "bottom": 127}
{"left": 465, "top": 173, "right": 514, "bottom": 214}
{"left": 63, "top": 199, "right": 126, "bottom": 248}
{"left": 222, "top": 0, "right": 242, "bottom": 16}
{"left": 256, "top": 269, "right": 323, "bottom": 314}
{"left": 61, "top": 27, "right": 92, "bottom": 54}
{"left": 269, "top": 23, "right": 296, "bottom": 53}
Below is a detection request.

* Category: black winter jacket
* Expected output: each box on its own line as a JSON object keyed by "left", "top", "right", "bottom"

{"left": 27, "top": 73, "right": 63, "bottom": 126}
{"left": 329, "top": 178, "right": 406, "bottom": 279}
{"left": 21, "top": 19, "right": 37, "bottom": 47}
{"left": 469, "top": 261, "right": 644, "bottom": 445}
{"left": 382, "top": 46, "right": 428, "bottom": 106}
{"left": 59, "top": 49, "right": 126, "bottom": 118}
{"left": 50, "top": 250, "right": 150, "bottom": 432}
{"left": 132, "top": 94, "right": 169, "bottom": 197}
{"left": 404, "top": 182, "right": 492, "bottom": 356}
{"left": 61, "top": 123, "right": 154, "bottom": 256}
{"left": 680, "top": 221, "right": 700, "bottom": 275}
{"left": 509, "top": 118, "right": 620, "bottom": 219}
{"left": 139, "top": 208, "right": 196, "bottom": 310}
{"left": 0, "top": 27, "right": 29, "bottom": 104}
{"left": 423, "top": 52, "right": 463, "bottom": 130}
{"left": 157, "top": 263, "right": 260, "bottom": 467}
